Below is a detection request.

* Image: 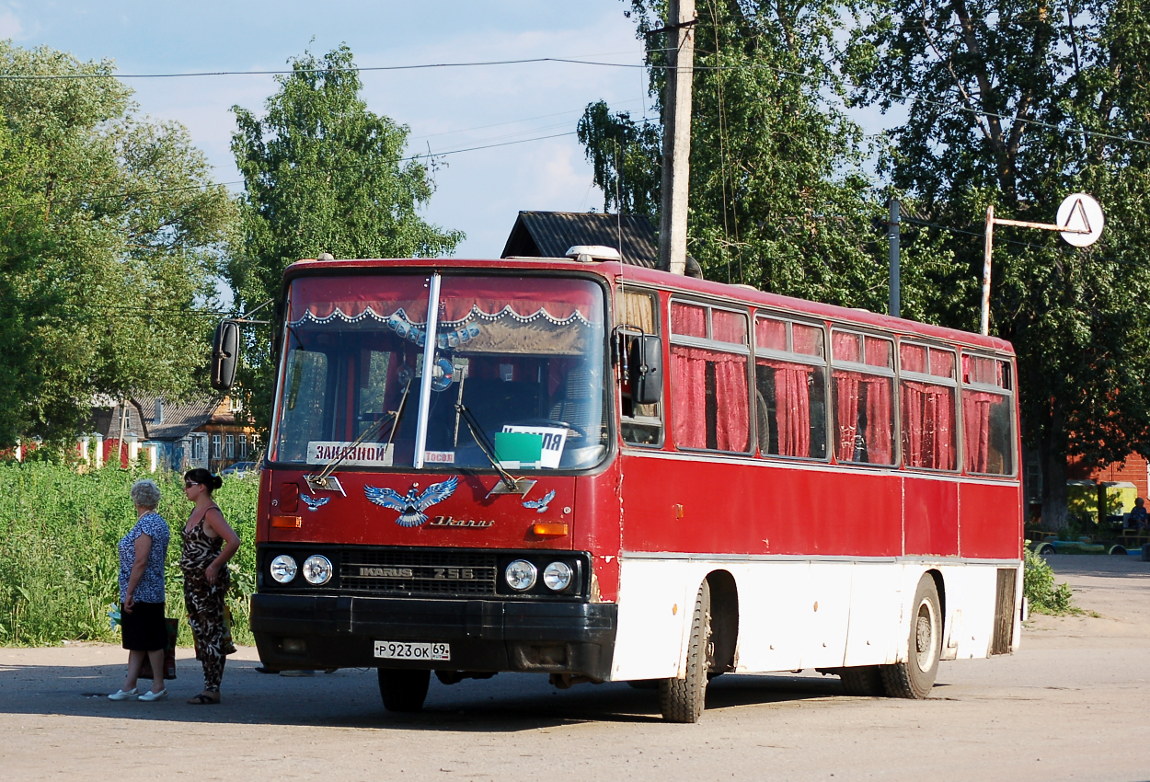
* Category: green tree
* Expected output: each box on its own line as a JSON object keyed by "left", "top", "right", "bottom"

{"left": 848, "top": 0, "right": 1150, "bottom": 526}
{"left": 229, "top": 45, "right": 463, "bottom": 432}
{"left": 0, "top": 43, "right": 235, "bottom": 446}
{"left": 578, "top": 0, "right": 887, "bottom": 308}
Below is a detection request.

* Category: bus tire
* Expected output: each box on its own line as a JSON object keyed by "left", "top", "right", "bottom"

{"left": 881, "top": 575, "right": 942, "bottom": 699}
{"left": 658, "top": 580, "right": 713, "bottom": 723}
{"left": 377, "top": 668, "right": 430, "bottom": 713}
{"left": 839, "top": 665, "right": 885, "bottom": 696}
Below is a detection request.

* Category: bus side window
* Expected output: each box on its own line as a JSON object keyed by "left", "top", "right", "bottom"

{"left": 669, "top": 301, "right": 751, "bottom": 454}
{"left": 753, "top": 317, "right": 828, "bottom": 460}
{"left": 962, "top": 355, "right": 1014, "bottom": 475}
{"left": 670, "top": 344, "right": 750, "bottom": 452}
{"left": 899, "top": 344, "right": 958, "bottom": 471}
{"left": 756, "top": 359, "right": 827, "bottom": 459}
{"left": 617, "top": 290, "right": 663, "bottom": 446}
{"left": 831, "top": 331, "right": 895, "bottom": 465}
{"left": 621, "top": 377, "right": 662, "bottom": 445}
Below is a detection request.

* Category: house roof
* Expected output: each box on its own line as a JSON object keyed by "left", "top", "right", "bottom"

{"left": 92, "top": 395, "right": 227, "bottom": 442}
{"left": 501, "top": 211, "right": 703, "bottom": 278}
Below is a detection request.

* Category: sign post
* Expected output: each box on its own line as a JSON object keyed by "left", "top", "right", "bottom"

{"left": 980, "top": 193, "right": 1104, "bottom": 335}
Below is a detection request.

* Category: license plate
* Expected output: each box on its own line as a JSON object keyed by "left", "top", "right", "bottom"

{"left": 373, "top": 640, "right": 451, "bottom": 661}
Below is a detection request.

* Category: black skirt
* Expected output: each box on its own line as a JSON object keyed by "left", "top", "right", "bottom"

{"left": 120, "top": 601, "right": 167, "bottom": 651}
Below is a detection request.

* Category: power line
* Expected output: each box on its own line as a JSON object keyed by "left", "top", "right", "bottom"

{"left": 0, "top": 56, "right": 650, "bottom": 81}
{"left": 73, "top": 129, "right": 591, "bottom": 204}
{"left": 2, "top": 47, "right": 1144, "bottom": 151}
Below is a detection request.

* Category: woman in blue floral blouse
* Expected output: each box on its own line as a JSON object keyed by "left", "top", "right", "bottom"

{"left": 108, "top": 479, "right": 171, "bottom": 702}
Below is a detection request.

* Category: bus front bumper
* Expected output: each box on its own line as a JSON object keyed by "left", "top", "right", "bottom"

{"left": 250, "top": 593, "right": 618, "bottom": 681}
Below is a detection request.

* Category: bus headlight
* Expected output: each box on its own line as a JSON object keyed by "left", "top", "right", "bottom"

{"left": 542, "top": 561, "right": 573, "bottom": 591}
{"left": 504, "top": 559, "right": 537, "bottom": 591}
{"left": 270, "top": 554, "right": 298, "bottom": 584}
{"left": 302, "top": 555, "right": 333, "bottom": 585}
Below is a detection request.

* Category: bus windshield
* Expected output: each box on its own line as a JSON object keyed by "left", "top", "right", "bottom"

{"left": 271, "top": 273, "right": 608, "bottom": 472}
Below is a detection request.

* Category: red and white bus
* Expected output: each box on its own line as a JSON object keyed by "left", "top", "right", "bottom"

{"left": 226, "top": 248, "right": 1023, "bottom": 722}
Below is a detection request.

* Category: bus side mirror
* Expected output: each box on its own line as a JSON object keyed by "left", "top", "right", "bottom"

{"left": 628, "top": 335, "right": 663, "bottom": 405}
{"left": 211, "top": 320, "right": 240, "bottom": 391}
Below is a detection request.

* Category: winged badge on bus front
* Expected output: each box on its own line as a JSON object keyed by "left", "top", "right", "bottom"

{"left": 301, "top": 495, "right": 331, "bottom": 511}
{"left": 364, "top": 477, "right": 459, "bottom": 527}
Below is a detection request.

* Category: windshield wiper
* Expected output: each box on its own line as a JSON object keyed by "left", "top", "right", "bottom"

{"left": 305, "top": 384, "right": 410, "bottom": 494}
{"left": 455, "top": 403, "right": 534, "bottom": 496}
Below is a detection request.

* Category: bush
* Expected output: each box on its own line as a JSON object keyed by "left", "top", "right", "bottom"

{"left": 0, "top": 462, "right": 257, "bottom": 646}
{"left": 1023, "top": 543, "right": 1076, "bottom": 614}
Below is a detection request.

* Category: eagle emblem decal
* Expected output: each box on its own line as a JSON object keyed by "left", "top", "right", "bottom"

{"left": 365, "top": 477, "right": 459, "bottom": 527}
{"left": 522, "top": 489, "right": 556, "bottom": 513}
{"left": 301, "top": 494, "right": 332, "bottom": 511}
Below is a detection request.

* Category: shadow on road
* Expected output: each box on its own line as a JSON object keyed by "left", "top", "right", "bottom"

{"left": 0, "top": 655, "right": 850, "bottom": 731}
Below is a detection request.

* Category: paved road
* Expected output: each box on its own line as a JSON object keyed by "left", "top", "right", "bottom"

{"left": 2, "top": 554, "right": 1149, "bottom": 781}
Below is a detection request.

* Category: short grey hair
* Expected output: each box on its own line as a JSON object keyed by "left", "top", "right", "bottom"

{"left": 130, "top": 479, "right": 162, "bottom": 510}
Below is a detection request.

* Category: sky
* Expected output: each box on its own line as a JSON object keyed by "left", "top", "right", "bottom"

{"left": 3, "top": 0, "right": 656, "bottom": 258}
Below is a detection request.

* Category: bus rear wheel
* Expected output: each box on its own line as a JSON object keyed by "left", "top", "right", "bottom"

{"left": 658, "top": 580, "right": 713, "bottom": 723}
{"left": 377, "top": 668, "right": 431, "bottom": 713}
{"left": 881, "top": 575, "right": 941, "bottom": 699}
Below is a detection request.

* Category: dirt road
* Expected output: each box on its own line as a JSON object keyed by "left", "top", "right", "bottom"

{"left": 2, "top": 554, "right": 1149, "bottom": 781}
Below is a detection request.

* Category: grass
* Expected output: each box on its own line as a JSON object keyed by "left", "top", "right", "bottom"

{"left": 0, "top": 461, "right": 257, "bottom": 647}
{"left": 1023, "top": 543, "right": 1079, "bottom": 615}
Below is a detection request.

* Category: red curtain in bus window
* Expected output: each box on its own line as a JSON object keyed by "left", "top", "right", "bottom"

{"left": 671, "top": 346, "right": 749, "bottom": 451}
{"left": 834, "top": 372, "right": 861, "bottom": 461}
{"left": 713, "top": 356, "right": 749, "bottom": 451}
{"left": 711, "top": 309, "right": 747, "bottom": 344}
{"left": 866, "top": 378, "right": 893, "bottom": 463}
{"left": 671, "top": 347, "right": 708, "bottom": 448}
{"left": 671, "top": 301, "right": 708, "bottom": 337}
{"left": 902, "top": 382, "right": 955, "bottom": 469}
{"left": 963, "top": 391, "right": 996, "bottom": 473}
{"left": 765, "top": 361, "right": 813, "bottom": 457}
{"left": 834, "top": 371, "right": 893, "bottom": 463}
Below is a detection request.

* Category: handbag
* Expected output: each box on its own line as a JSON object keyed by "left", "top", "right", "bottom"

{"left": 140, "top": 617, "right": 179, "bottom": 680}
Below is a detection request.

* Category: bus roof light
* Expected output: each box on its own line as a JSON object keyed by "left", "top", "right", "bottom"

{"left": 565, "top": 245, "right": 621, "bottom": 263}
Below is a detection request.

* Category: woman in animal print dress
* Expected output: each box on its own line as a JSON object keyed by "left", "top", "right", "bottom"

{"left": 180, "top": 468, "right": 241, "bottom": 705}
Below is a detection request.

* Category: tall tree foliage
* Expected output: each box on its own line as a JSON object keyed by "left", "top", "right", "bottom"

{"left": 0, "top": 43, "right": 234, "bottom": 447}
{"left": 229, "top": 45, "right": 463, "bottom": 432}
{"left": 849, "top": 0, "right": 1150, "bottom": 525}
{"left": 579, "top": 0, "right": 887, "bottom": 308}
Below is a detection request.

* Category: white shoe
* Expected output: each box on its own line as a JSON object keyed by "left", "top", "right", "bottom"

{"left": 108, "top": 688, "right": 138, "bottom": 701}
{"left": 138, "top": 689, "right": 167, "bottom": 702}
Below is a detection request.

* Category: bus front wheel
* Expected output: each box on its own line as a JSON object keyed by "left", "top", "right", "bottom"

{"left": 377, "top": 668, "right": 431, "bottom": 713}
{"left": 839, "top": 665, "right": 886, "bottom": 696}
{"left": 658, "top": 580, "right": 713, "bottom": 723}
{"left": 881, "top": 575, "right": 941, "bottom": 699}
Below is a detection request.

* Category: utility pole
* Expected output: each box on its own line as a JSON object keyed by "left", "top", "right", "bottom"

{"left": 888, "top": 199, "right": 901, "bottom": 318}
{"left": 658, "top": 0, "right": 695, "bottom": 276}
